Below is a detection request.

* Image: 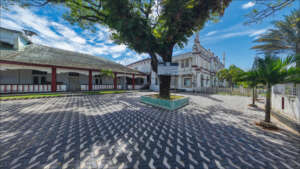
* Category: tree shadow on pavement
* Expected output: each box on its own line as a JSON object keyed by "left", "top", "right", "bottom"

{"left": 0, "top": 94, "right": 299, "bottom": 169}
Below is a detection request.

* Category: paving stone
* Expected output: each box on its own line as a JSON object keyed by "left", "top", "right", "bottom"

{"left": 0, "top": 92, "right": 299, "bottom": 169}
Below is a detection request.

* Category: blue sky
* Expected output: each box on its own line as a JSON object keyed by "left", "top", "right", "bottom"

{"left": 1, "top": 1, "right": 299, "bottom": 70}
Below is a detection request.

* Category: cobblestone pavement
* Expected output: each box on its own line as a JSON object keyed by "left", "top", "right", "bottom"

{"left": 1, "top": 92, "right": 299, "bottom": 169}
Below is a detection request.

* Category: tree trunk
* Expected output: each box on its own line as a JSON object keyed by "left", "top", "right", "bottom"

{"left": 296, "top": 42, "right": 300, "bottom": 68}
{"left": 231, "top": 83, "right": 233, "bottom": 95}
{"left": 159, "top": 75, "right": 171, "bottom": 98}
{"left": 265, "top": 83, "right": 272, "bottom": 123}
{"left": 252, "top": 87, "right": 255, "bottom": 105}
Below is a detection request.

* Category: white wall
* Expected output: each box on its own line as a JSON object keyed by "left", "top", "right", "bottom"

{"left": 128, "top": 60, "right": 151, "bottom": 74}
{"left": 272, "top": 83, "right": 300, "bottom": 122}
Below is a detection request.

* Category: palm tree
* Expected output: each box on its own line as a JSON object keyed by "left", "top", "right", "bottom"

{"left": 100, "top": 69, "right": 115, "bottom": 78}
{"left": 252, "top": 9, "right": 300, "bottom": 67}
{"left": 240, "top": 70, "right": 260, "bottom": 106}
{"left": 256, "top": 55, "right": 297, "bottom": 123}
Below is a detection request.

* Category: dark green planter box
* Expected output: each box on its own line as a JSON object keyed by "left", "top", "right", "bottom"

{"left": 140, "top": 95, "right": 189, "bottom": 110}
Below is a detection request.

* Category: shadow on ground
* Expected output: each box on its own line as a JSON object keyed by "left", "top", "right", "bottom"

{"left": 0, "top": 93, "right": 299, "bottom": 169}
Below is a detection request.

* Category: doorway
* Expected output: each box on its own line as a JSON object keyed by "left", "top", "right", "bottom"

{"left": 68, "top": 72, "right": 80, "bottom": 91}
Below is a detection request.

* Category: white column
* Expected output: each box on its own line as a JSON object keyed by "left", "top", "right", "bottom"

{"left": 178, "top": 75, "right": 182, "bottom": 89}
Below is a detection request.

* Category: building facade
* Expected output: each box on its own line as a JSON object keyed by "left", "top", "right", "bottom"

{"left": 127, "top": 58, "right": 152, "bottom": 86}
{"left": 128, "top": 33, "right": 226, "bottom": 91}
{"left": 0, "top": 27, "right": 147, "bottom": 93}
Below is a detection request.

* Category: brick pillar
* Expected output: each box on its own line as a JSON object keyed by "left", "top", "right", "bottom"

{"left": 132, "top": 74, "right": 135, "bottom": 90}
{"left": 114, "top": 72, "right": 117, "bottom": 89}
{"left": 89, "top": 70, "right": 92, "bottom": 91}
{"left": 51, "top": 66, "right": 56, "bottom": 92}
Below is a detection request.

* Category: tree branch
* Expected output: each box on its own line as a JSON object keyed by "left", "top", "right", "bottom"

{"left": 245, "top": 0, "right": 295, "bottom": 24}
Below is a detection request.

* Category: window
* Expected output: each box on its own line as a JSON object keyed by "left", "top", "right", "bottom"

{"left": 95, "top": 79, "right": 99, "bottom": 85}
{"left": 184, "top": 78, "right": 192, "bottom": 88}
{"left": 69, "top": 72, "right": 79, "bottom": 76}
{"left": 0, "top": 42, "right": 14, "bottom": 49}
{"left": 155, "top": 78, "right": 158, "bottom": 85}
{"left": 181, "top": 61, "right": 184, "bottom": 68}
{"left": 201, "top": 75, "right": 204, "bottom": 87}
{"left": 41, "top": 77, "right": 46, "bottom": 84}
{"left": 33, "top": 76, "right": 39, "bottom": 84}
{"left": 32, "top": 70, "right": 47, "bottom": 75}
{"left": 185, "top": 59, "right": 189, "bottom": 67}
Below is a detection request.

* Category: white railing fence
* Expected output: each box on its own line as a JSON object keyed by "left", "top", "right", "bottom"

{"left": 92, "top": 85, "right": 114, "bottom": 90}
{"left": 0, "top": 84, "right": 52, "bottom": 93}
{"left": 0, "top": 83, "right": 146, "bottom": 93}
{"left": 56, "top": 85, "right": 67, "bottom": 92}
{"left": 192, "top": 87, "right": 265, "bottom": 97}
{"left": 135, "top": 85, "right": 143, "bottom": 89}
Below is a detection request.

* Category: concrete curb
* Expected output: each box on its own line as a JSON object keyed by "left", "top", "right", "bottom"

{"left": 0, "top": 91, "right": 132, "bottom": 102}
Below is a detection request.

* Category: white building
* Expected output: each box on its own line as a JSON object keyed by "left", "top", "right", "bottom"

{"left": 127, "top": 58, "right": 152, "bottom": 86}
{"left": 128, "top": 33, "right": 226, "bottom": 91}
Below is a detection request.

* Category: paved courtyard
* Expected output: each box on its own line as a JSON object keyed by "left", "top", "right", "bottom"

{"left": 0, "top": 92, "right": 299, "bottom": 169}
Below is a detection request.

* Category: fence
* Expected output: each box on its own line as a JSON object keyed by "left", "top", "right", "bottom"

{"left": 0, "top": 84, "right": 52, "bottom": 93}
{"left": 56, "top": 85, "right": 67, "bottom": 92}
{"left": 80, "top": 84, "right": 144, "bottom": 91}
{"left": 193, "top": 87, "right": 262, "bottom": 97}
{"left": 272, "top": 83, "right": 300, "bottom": 123}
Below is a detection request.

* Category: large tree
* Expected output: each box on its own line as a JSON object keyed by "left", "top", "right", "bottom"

{"left": 8, "top": 0, "right": 232, "bottom": 98}
{"left": 217, "top": 65, "right": 244, "bottom": 90}
{"left": 252, "top": 10, "right": 300, "bottom": 67}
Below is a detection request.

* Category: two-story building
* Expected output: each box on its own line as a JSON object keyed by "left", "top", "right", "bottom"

{"left": 128, "top": 33, "right": 226, "bottom": 91}
{"left": 127, "top": 58, "right": 151, "bottom": 86}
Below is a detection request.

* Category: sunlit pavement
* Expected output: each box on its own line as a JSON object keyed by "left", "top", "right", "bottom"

{"left": 1, "top": 92, "right": 299, "bottom": 169}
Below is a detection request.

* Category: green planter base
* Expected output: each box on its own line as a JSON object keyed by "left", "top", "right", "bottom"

{"left": 140, "top": 95, "right": 189, "bottom": 110}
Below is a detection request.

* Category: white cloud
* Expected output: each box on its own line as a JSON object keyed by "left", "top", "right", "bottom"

{"left": 249, "top": 28, "right": 268, "bottom": 37}
{"left": 0, "top": 5, "right": 144, "bottom": 65}
{"left": 51, "top": 22, "right": 86, "bottom": 44}
{"left": 116, "top": 53, "right": 148, "bottom": 65}
{"left": 111, "top": 54, "right": 121, "bottom": 58}
{"left": 222, "top": 30, "right": 253, "bottom": 38}
{"left": 199, "top": 26, "right": 270, "bottom": 45}
{"left": 242, "top": 1, "right": 255, "bottom": 9}
{"left": 206, "top": 31, "right": 217, "bottom": 36}
{"left": 0, "top": 18, "right": 23, "bottom": 30}
{"left": 3, "top": 6, "right": 61, "bottom": 40}
{"left": 110, "top": 45, "right": 127, "bottom": 53}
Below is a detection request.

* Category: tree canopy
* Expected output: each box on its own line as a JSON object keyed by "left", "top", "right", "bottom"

{"left": 62, "top": 0, "right": 231, "bottom": 70}
{"left": 64, "top": 0, "right": 232, "bottom": 98}
{"left": 5, "top": 0, "right": 233, "bottom": 98}
{"left": 252, "top": 9, "right": 300, "bottom": 67}
{"left": 217, "top": 65, "right": 244, "bottom": 88}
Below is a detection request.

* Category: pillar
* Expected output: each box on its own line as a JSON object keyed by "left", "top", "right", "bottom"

{"left": 132, "top": 74, "right": 135, "bottom": 90}
{"left": 88, "top": 70, "right": 92, "bottom": 91}
{"left": 51, "top": 66, "right": 56, "bottom": 92}
{"left": 114, "top": 72, "right": 117, "bottom": 89}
